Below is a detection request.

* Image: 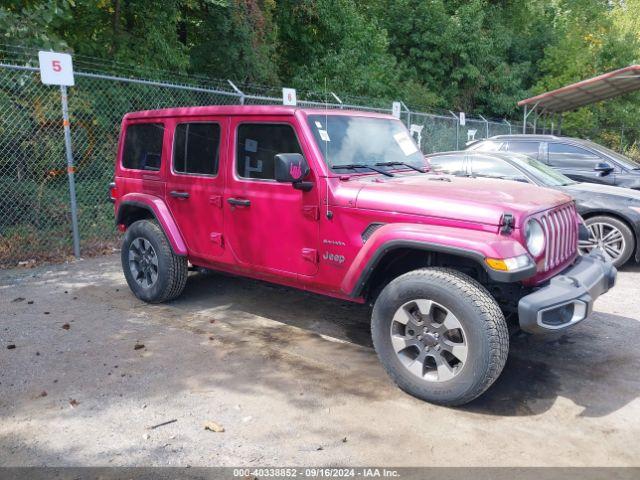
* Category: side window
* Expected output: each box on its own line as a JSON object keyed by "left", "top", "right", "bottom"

{"left": 471, "top": 155, "right": 529, "bottom": 182}
{"left": 173, "top": 123, "right": 221, "bottom": 175}
{"left": 505, "top": 141, "right": 540, "bottom": 160}
{"left": 236, "top": 123, "right": 302, "bottom": 180}
{"left": 548, "top": 143, "right": 601, "bottom": 168}
{"left": 122, "top": 123, "right": 165, "bottom": 171}
{"left": 427, "top": 155, "right": 466, "bottom": 175}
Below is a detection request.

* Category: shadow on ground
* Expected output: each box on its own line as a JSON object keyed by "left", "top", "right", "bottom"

{"left": 162, "top": 271, "right": 640, "bottom": 418}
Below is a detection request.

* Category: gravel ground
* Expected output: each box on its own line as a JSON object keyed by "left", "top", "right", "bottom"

{"left": 1, "top": 254, "right": 639, "bottom": 467}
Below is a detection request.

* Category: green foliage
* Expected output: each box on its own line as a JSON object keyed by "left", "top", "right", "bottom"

{"left": 534, "top": 0, "right": 640, "bottom": 150}
{"left": 275, "top": 0, "right": 398, "bottom": 97}
{"left": 0, "top": 0, "right": 72, "bottom": 50}
{"left": 1, "top": 0, "right": 640, "bottom": 146}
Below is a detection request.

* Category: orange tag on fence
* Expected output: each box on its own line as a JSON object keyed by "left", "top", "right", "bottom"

{"left": 63, "top": 119, "right": 70, "bottom": 127}
{"left": 67, "top": 166, "right": 76, "bottom": 174}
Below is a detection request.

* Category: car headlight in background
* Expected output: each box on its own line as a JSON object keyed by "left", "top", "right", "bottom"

{"left": 525, "top": 218, "right": 545, "bottom": 257}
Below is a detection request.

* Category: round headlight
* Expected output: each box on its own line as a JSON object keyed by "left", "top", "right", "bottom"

{"left": 525, "top": 219, "right": 545, "bottom": 257}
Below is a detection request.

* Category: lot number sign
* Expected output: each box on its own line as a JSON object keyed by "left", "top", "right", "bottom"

{"left": 38, "top": 51, "right": 75, "bottom": 86}
{"left": 283, "top": 87, "right": 297, "bottom": 106}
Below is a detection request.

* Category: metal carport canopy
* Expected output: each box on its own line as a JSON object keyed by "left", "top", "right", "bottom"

{"left": 519, "top": 64, "right": 640, "bottom": 113}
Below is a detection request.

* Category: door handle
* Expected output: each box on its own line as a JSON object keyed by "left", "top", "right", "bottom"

{"left": 227, "top": 197, "right": 251, "bottom": 207}
{"left": 170, "top": 191, "right": 190, "bottom": 199}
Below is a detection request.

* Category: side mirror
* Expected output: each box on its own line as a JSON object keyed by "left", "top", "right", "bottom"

{"left": 274, "top": 153, "right": 312, "bottom": 190}
{"left": 594, "top": 162, "right": 614, "bottom": 175}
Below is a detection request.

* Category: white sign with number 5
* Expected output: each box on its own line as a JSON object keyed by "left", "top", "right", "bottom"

{"left": 38, "top": 51, "right": 74, "bottom": 86}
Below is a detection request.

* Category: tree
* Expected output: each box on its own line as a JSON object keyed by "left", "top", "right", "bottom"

{"left": 275, "top": 0, "right": 399, "bottom": 98}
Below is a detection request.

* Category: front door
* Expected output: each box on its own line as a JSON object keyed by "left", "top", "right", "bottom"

{"left": 546, "top": 142, "right": 616, "bottom": 185}
{"left": 165, "top": 117, "right": 227, "bottom": 260}
{"left": 224, "top": 118, "right": 320, "bottom": 277}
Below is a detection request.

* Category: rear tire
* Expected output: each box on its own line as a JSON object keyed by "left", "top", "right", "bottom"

{"left": 580, "top": 215, "right": 634, "bottom": 267}
{"left": 121, "top": 220, "right": 188, "bottom": 303}
{"left": 371, "top": 268, "right": 508, "bottom": 406}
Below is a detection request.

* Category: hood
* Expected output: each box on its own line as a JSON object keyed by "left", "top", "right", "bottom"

{"left": 562, "top": 182, "right": 640, "bottom": 204}
{"left": 353, "top": 174, "right": 571, "bottom": 227}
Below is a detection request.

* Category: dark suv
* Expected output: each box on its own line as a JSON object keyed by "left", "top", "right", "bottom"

{"left": 467, "top": 135, "right": 640, "bottom": 189}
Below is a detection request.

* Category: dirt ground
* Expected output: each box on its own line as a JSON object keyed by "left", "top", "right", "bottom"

{"left": 1, "top": 254, "right": 639, "bottom": 467}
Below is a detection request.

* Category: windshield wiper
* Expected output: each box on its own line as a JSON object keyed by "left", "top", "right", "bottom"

{"left": 374, "top": 161, "right": 427, "bottom": 173}
{"left": 331, "top": 163, "right": 394, "bottom": 177}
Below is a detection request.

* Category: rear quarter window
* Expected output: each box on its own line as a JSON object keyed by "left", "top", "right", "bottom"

{"left": 122, "top": 123, "right": 165, "bottom": 171}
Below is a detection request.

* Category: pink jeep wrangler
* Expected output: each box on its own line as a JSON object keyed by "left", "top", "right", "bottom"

{"left": 111, "top": 106, "right": 616, "bottom": 405}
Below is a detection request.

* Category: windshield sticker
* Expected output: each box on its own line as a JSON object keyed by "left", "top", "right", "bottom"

{"left": 245, "top": 138, "right": 258, "bottom": 153}
{"left": 393, "top": 131, "right": 418, "bottom": 156}
{"left": 318, "top": 129, "right": 331, "bottom": 142}
{"left": 315, "top": 121, "right": 323, "bottom": 128}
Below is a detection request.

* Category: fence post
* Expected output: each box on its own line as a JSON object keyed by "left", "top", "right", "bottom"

{"left": 478, "top": 114, "right": 489, "bottom": 139}
{"left": 449, "top": 111, "right": 460, "bottom": 150}
{"left": 330, "top": 92, "right": 343, "bottom": 109}
{"left": 59, "top": 85, "right": 81, "bottom": 258}
{"left": 400, "top": 101, "right": 411, "bottom": 128}
{"left": 503, "top": 119, "right": 512, "bottom": 134}
{"left": 227, "top": 80, "right": 245, "bottom": 105}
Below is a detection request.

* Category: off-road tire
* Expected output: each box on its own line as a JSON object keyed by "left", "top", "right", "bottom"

{"left": 121, "top": 219, "right": 188, "bottom": 303}
{"left": 583, "top": 215, "right": 635, "bottom": 267}
{"left": 371, "top": 268, "right": 509, "bottom": 406}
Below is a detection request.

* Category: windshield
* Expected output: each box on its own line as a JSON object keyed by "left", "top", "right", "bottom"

{"left": 582, "top": 140, "right": 640, "bottom": 170}
{"left": 307, "top": 114, "right": 425, "bottom": 170}
{"left": 510, "top": 154, "right": 576, "bottom": 186}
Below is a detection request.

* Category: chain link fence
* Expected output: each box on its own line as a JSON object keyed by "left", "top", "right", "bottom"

{"left": 0, "top": 58, "right": 523, "bottom": 267}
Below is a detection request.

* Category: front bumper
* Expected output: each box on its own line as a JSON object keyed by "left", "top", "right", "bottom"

{"left": 518, "top": 250, "right": 616, "bottom": 334}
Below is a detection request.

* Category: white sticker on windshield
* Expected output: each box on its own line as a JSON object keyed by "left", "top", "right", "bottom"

{"left": 319, "top": 129, "right": 331, "bottom": 142}
{"left": 315, "top": 121, "right": 323, "bottom": 128}
{"left": 245, "top": 138, "right": 258, "bottom": 153}
{"left": 393, "top": 131, "right": 418, "bottom": 156}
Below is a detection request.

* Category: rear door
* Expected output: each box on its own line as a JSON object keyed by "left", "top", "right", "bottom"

{"left": 223, "top": 117, "right": 320, "bottom": 277}
{"left": 165, "top": 117, "right": 227, "bottom": 260}
{"left": 546, "top": 142, "right": 615, "bottom": 185}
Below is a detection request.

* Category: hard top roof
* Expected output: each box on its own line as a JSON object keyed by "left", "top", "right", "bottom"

{"left": 124, "top": 104, "right": 395, "bottom": 120}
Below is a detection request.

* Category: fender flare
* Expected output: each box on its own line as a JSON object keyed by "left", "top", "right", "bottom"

{"left": 116, "top": 194, "right": 188, "bottom": 256}
{"left": 341, "top": 223, "right": 534, "bottom": 298}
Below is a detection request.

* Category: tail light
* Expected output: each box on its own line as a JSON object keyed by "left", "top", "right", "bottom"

{"left": 109, "top": 182, "right": 117, "bottom": 203}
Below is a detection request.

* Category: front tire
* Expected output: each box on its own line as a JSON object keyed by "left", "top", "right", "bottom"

{"left": 121, "top": 220, "right": 188, "bottom": 303}
{"left": 371, "top": 268, "right": 509, "bottom": 406}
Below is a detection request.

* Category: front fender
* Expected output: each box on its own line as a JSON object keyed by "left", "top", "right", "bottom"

{"left": 116, "top": 193, "right": 187, "bottom": 256}
{"left": 342, "top": 223, "right": 532, "bottom": 297}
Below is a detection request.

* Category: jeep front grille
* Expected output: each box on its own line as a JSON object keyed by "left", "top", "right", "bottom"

{"left": 538, "top": 203, "right": 578, "bottom": 271}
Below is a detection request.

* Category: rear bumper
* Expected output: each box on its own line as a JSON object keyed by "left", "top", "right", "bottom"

{"left": 518, "top": 250, "right": 616, "bottom": 334}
